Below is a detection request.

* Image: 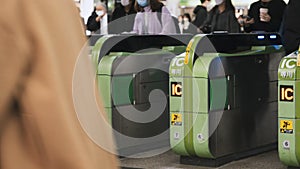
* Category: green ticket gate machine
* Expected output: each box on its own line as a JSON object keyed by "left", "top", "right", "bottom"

{"left": 92, "top": 35, "right": 192, "bottom": 156}
{"left": 278, "top": 49, "right": 300, "bottom": 168}
{"left": 170, "top": 33, "right": 285, "bottom": 166}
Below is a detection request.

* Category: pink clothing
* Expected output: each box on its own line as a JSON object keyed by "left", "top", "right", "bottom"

{"left": 132, "top": 6, "right": 176, "bottom": 35}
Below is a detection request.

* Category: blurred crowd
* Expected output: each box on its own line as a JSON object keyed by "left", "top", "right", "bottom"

{"left": 82, "top": 0, "right": 300, "bottom": 54}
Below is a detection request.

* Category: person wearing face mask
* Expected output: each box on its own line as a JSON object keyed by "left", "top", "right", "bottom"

{"left": 180, "top": 13, "right": 197, "bottom": 34}
{"left": 244, "top": 0, "right": 286, "bottom": 33}
{"left": 132, "top": 0, "right": 177, "bottom": 35}
{"left": 87, "top": 2, "right": 108, "bottom": 34}
{"left": 109, "top": 0, "right": 137, "bottom": 34}
{"left": 178, "top": 15, "right": 184, "bottom": 34}
{"left": 200, "top": 0, "right": 240, "bottom": 33}
{"left": 192, "top": 0, "right": 211, "bottom": 30}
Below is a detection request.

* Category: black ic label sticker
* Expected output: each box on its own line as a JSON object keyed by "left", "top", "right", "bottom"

{"left": 171, "top": 82, "right": 182, "bottom": 97}
{"left": 280, "top": 85, "right": 294, "bottom": 102}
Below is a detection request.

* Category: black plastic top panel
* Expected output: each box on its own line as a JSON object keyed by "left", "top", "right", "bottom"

{"left": 196, "top": 33, "right": 282, "bottom": 54}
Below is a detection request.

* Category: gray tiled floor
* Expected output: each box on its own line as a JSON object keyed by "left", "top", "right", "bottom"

{"left": 120, "top": 150, "right": 287, "bottom": 169}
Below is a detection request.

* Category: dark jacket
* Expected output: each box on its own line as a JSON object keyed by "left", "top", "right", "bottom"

{"left": 245, "top": 0, "right": 286, "bottom": 32}
{"left": 282, "top": 0, "right": 300, "bottom": 54}
{"left": 192, "top": 5, "right": 207, "bottom": 28}
{"left": 86, "top": 10, "right": 101, "bottom": 32}
{"left": 202, "top": 6, "right": 240, "bottom": 33}
{"left": 109, "top": 3, "right": 137, "bottom": 34}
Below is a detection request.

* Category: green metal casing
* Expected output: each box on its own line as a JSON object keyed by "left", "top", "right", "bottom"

{"left": 170, "top": 34, "right": 284, "bottom": 159}
{"left": 278, "top": 52, "right": 300, "bottom": 167}
{"left": 192, "top": 53, "right": 227, "bottom": 158}
{"left": 169, "top": 53, "right": 189, "bottom": 156}
{"left": 169, "top": 35, "right": 204, "bottom": 156}
{"left": 93, "top": 35, "right": 187, "bottom": 126}
{"left": 92, "top": 35, "right": 116, "bottom": 122}
{"left": 97, "top": 52, "right": 133, "bottom": 125}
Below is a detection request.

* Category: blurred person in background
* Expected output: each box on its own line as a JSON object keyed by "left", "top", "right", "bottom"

{"left": 87, "top": 2, "right": 108, "bottom": 34}
{"left": 0, "top": 0, "right": 119, "bottom": 168}
{"left": 132, "top": 0, "right": 176, "bottom": 35}
{"left": 178, "top": 15, "right": 184, "bottom": 33}
{"left": 201, "top": 0, "right": 240, "bottom": 33}
{"left": 192, "top": 0, "right": 211, "bottom": 31}
{"left": 244, "top": 0, "right": 286, "bottom": 33}
{"left": 180, "top": 13, "right": 197, "bottom": 34}
{"left": 109, "top": 0, "right": 137, "bottom": 34}
{"left": 281, "top": 0, "right": 300, "bottom": 54}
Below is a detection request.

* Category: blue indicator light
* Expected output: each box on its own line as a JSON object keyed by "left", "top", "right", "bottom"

{"left": 272, "top": 45, "right": 281, "bottom": 50}
{"left": 257, "top": 35, "right": 265, "bottom": 40}
{"left": 270, "top": 35, "right": 277, "bottom": 39}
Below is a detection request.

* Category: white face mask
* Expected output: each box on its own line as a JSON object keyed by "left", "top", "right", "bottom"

{"left": 183, "top": 20, "right": 189, "bottom": 29}
{"left": 96, "top": 10, "right": 104, "bottom": 16}
{"left": 121, "top": 0, "right": 130, "bottom": 6}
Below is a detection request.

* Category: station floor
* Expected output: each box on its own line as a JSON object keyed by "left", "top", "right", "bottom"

{"left": 120, "top": 149, "right": 288, "bottom": 169}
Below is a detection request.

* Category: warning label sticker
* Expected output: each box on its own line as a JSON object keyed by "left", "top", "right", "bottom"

{"left": 280, "top": 120, "right": 293, "bottom": 134}
{"left": 184, "top": 39, "right": 194, "bottom": 65}
{"left": 171, "top": 113, "right": 182, "bottom": 126}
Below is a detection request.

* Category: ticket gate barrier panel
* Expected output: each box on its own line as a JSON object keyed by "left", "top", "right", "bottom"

{"left": 278, "top": 51, "right": 300, "bottom": 167}
{"left": 89, "top": 34, "right": 103, "bottom": 46}
{"left": 170, "top": 33, "right": 285, "bottom": 167}
{"left": 93, "top": 35, "right": 193, "bottom": 156}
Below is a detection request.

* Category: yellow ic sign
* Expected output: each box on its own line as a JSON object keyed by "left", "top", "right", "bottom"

{"left": 280, "top": 120, "right": 293, "bottom": 134}
{"left": 171, "top": 113, "right": 182, "bottom": 126}
{"left": 171, "top": 82, "right": 182, "bottom": 97}
{"left": 280, "top": 85, "right": 294, "bottom": 102}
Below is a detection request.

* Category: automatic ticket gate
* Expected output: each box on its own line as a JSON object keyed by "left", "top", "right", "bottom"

{"left": 92, "top": 35, "right": 192, "bottom": 156}
{"left": 169, "top": 33, "right": 285, "bottom": 166}
{"left": 278, "top": 49, "right": 300, "bottom": 167}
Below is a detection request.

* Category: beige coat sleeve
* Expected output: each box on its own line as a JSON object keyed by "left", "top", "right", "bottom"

{"left": 0, "top": 0, "right": 119, "bottom": 168}
{"left": 0, "top": 1, "right": 32, "bottom": 125}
